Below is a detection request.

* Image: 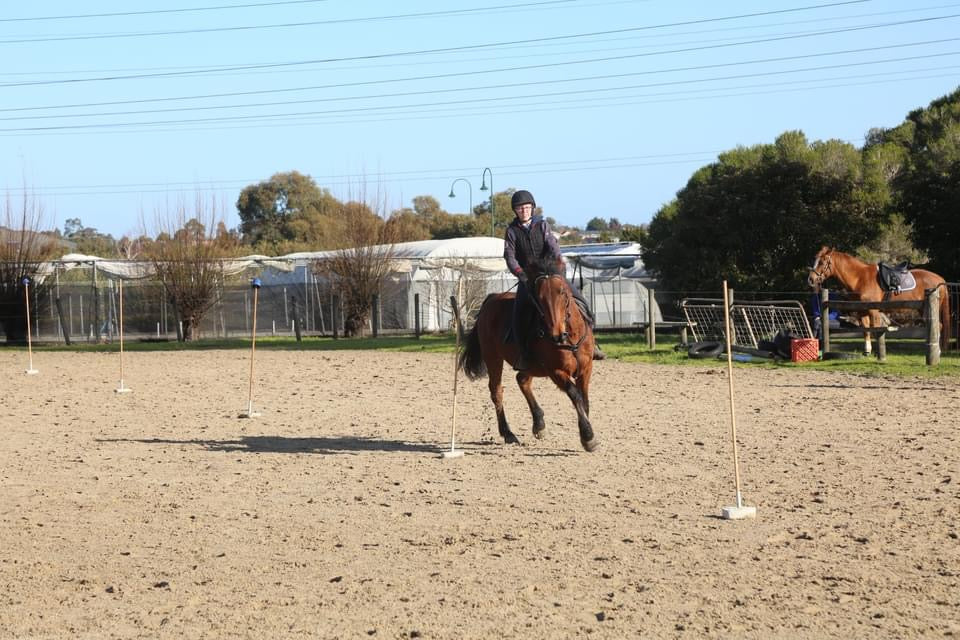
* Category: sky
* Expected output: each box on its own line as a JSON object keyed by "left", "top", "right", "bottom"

{"left": 1, "top": 0, "right": 958, "bottom": 240}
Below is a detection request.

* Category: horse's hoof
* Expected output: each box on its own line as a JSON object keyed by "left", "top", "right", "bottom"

{"left": 581, "top": 438, "right": 599, "bottom": 452}
{"left": 504, "top": 434, "right": 521, "bottom": 445}
{"left": 533, "top": 427, "right": 546, "bottom": 440}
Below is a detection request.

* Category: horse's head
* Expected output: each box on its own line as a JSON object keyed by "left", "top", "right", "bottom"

{"left": 807, "top": 246, "right": 835, "bottom": 291}
{"left": 525, "top": 257, "right": 572, "bottom": 344}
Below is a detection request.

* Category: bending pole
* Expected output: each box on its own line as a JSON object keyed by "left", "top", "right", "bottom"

{"left": 721, "top": 280, "right": 755, "bottom": 520}
{"left": 240, "top": 278, "right": 262, "bottom": 418}
{"left": 442, "top": 287, "right": 464, "bottom": 459}
{"left": 116, "top": 280, "right": 131, "bottom": 393}
{"left": 23, "top": 277, "right": 38, "bottom": 374}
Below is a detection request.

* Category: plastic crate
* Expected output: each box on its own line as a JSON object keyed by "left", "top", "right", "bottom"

{"left": 790, "top": 338, "right": 819, "bottom": 363}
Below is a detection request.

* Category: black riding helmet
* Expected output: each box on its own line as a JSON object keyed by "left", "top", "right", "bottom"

{"left": 511, "top": 190, "right": 536, "bottom": 210}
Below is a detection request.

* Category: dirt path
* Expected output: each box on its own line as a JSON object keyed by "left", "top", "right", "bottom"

{"left": 1, "top": 350, "right": 958, "bottom": 638}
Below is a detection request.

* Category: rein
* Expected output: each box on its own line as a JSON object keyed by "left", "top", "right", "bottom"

{"left": 531, "top": 273, "right": 589, "bottom": 375}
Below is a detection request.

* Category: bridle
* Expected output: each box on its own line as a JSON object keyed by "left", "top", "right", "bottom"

{"left": 529, "top": 273, "right": 588, "bottom": 356}
{"left": 808, "top": 253, "right": 833, "bottom": 288}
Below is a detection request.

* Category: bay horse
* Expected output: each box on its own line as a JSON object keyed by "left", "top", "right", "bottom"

{"left": 458, "top": 257, "right": 598, "bottom": 452}
{"left": 807, "top": 246, "right": 951, "bottom": 353}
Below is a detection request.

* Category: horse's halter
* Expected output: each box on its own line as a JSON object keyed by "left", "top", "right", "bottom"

{"left": 808, "top": 253, "right": 833, "bottom": 289}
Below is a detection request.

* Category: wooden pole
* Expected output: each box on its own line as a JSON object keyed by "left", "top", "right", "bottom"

{"left": 722, "top": 281, "right": 746, "bottom": 511}
{"left": 926, "top": 286, "right": 941, "bottom": 366}
{"left": 23, "top": 278, "right": 38, "bottom": 374}
{"left": 442, "top": 279, "right": 465, "bottom": 458}
{"left": 116, "top": 280, "right": 131, "bottom": 392}
{"left": 821, "top": 288, "right": 831, "bottom": 353}
{"left": 240, "top": 278, "right": 262, "bottom": 418}
{"left": 647, "top": 288, "right": 655, "bottom": 350}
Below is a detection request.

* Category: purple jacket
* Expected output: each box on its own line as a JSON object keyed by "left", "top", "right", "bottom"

{"left": 503, "top": 215, "right": 562, "bottom": 277}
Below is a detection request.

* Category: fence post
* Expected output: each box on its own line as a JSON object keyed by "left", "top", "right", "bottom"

{"left": 332, "top": 295, "right": 340, "bottom": 340}
{"left": 647, "top": 288, "right": 655, "bottom": 349}
{"left": 821, "top": 288, "right": 831, "bottom": 353}
{"left": 371, "top": 294, "right": 380, "bottom": 338}
{"left": 291, "top": 296, "right": 303, "bottom": 342}
{"left": 55, "top": 297, "right": 71, "bottom": 346}
{"left": 926, "top": 287, "right": 941, "bottom": 366}
{"left": 414, "top": 293, "right": 421, "bottom": 339}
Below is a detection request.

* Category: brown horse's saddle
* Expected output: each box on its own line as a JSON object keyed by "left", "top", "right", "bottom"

{"left": 877, "top": 262, "right": 916, "bottom": 294}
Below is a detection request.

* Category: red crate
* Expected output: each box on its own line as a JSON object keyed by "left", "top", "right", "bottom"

{"left": 790, "top": 338, "right": 819, "bottom": 363}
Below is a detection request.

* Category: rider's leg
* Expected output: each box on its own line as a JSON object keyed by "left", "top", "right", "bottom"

{"left": 568, "top": 282, "right": 605, "bottom": 360}
{"left": 512, "top": 282, "right": 531, "bottom": 370}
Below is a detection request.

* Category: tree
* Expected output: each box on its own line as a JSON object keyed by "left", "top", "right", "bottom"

{"left": 586, "top": 217, "right": 609, "bottom": 231}
{"left": 63, "top": 217, "right": 117, "bottom": 257}
{"left": 642, "top": 131, "right": 888, "bottom": 293}
{"left": 236, "top": 171, "right": 339, "bottom": 250}
{"left": 313, "top": 192, "right": 403, "bottom": 336}
{"left": 871, "top": 88, "right": 960, "bottom": 278}
{"left": 1, "top": 190, "right": 60, "bottom": 341}
{"left": 146, "top": 197, "right": 231, "bottom": 341}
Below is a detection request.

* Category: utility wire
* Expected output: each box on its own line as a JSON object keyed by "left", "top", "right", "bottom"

{"left": 0, "top": 0, "right": 332, "bottom": 23}
{"left": 0, "top": 0, "right": 586, "bottom": 43}
{"left": 2, "top": 11, "right": 954, "bottom": 92}
{"left": 2, "top": 43, "right": 957, "bottom": 128}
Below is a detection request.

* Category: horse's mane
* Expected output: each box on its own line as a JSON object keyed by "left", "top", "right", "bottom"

{"left": 525, "top": 256, "right": 565, "bottom": 279}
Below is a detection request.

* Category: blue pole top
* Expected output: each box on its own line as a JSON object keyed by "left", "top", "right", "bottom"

{"left": 21, "top": 276, "right": 31, "bottom": 286}
{"left": 250, "top": 277, "right": 262, "bottom": 289}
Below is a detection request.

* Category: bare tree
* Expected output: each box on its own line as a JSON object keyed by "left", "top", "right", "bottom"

{"left": 0, "top": 189, "right": 59, "bottom": 342}
{"left": 145, "top": 195, "right": 230, "bottom": 341}
{"left": 312, "top": 187, "right": 402, "bottom": 337}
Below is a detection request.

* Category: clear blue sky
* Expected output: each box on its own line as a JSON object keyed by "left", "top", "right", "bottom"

{"left": 2, "top": 0, "right": 958, "bottom": 239}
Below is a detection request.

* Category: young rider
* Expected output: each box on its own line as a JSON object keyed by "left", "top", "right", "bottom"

{"left": 503, "top": 189, "right": 605, "bottom": 370}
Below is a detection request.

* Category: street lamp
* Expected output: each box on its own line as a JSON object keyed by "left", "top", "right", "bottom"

{"left": 480, "top": 167, "right": 494, "bottom": 237}
{"left": 448, "top": 178, "right": 473, "bottom": 217}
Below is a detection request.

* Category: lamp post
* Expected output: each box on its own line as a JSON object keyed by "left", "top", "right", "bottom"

{"left": 448, "top": 178, "right": 473, "bottom": 217}
{"left": 480, "top": 167, "right": 494, "bottom": 237}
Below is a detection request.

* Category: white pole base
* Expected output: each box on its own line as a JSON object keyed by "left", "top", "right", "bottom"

{"left": 440, "top": 449, "right": 464, "bottom": 459}
{"left": 238, "top": 411, "right": 261, "bottom": 419}
{"left": 722, "top": 505, "right": 757, "bottom": 520}
{"left": 25, "top": 369, "right": 39, "bottom": 375}
{"left": 115, "top": 387, "right": 132, "bottom": 394}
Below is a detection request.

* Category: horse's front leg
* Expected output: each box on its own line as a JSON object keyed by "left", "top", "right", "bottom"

{"left": 516, "top": 372, "right": 546, "bottom": 439}
{"left": 550, "top": 371, "right": 598, "bottom": 452}
{"left": 487, "top": 359, "right": 520, "bottom": 445}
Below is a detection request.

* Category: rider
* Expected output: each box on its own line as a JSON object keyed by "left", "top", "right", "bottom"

{"left": 503, "top": 189, "right": 605, "bottom": 370}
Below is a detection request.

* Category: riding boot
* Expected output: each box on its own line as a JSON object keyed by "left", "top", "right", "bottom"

{"left": 592, "top": 343, "right": 606, "bottom": 361}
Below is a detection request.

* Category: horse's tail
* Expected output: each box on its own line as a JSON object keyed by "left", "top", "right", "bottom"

{"left": 459, "top": 321, "right": 487, "bottom": 380}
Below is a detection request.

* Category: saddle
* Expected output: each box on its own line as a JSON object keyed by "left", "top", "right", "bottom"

{"left": 877, "top": 261, "right": 916, "bottom": 294}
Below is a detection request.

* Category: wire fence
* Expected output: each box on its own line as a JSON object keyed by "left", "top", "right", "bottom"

{"left": 2, "top": 261, "right": 957, "bottom": 351}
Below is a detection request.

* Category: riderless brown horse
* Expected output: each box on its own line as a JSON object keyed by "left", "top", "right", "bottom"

{"left": 807, "top": 246, "right": 951, "bottom": 353}
{"left": 458, "top": 257, "right": 598, "bottom": 451}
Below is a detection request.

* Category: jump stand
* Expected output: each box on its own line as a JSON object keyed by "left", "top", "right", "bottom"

{"left": 720, "top": 280, "right": 756, "bottom": 520}
{"left": 23, "top": 277, "right": 39, "bottom": 375}
{"left": 239, "top": 277, "right": 262, "bottom": 419}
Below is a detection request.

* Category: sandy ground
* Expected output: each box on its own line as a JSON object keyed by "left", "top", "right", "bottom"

{"left": 0, "top": 348, "right": 958, "bottom": 639}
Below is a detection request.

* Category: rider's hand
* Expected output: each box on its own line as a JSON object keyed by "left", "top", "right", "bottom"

{"left": 517, "top": 272, "right": 529, "bottom": 286}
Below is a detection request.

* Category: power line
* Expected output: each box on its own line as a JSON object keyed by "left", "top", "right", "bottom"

{"left": 0, "top": 0, "right": 332, "bottom": 23}
{"left": 2, "top": 42, "right": 957, "bottom": 130}
{"left": 0, "top": 0, "right": 586, "bottom": 44}
{"left": 2, "top": 11, "right": 955, "bottom": 96}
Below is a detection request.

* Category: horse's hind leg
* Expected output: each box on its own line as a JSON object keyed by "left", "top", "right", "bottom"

{"left": 487, "top": 359, "right": 520, "bottom": 445}
{"left": 516, "top": 372, "right": 546, "bottom": 439}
